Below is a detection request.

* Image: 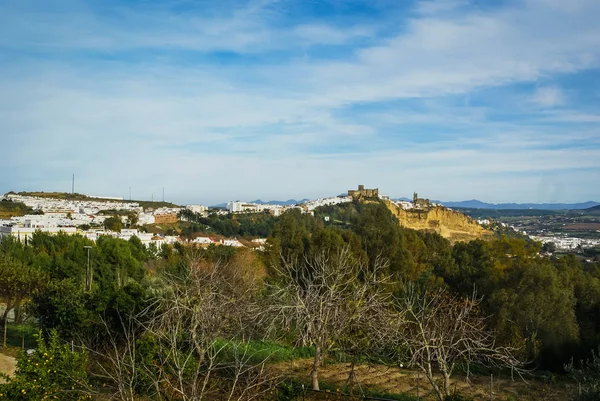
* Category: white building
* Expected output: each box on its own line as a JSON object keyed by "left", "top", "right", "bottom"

{"left": 192, "top": 236, "right": 214, "bottom": 245}
{"left": 137, "top": 212, "right": 156, "bottom": 225}
{"left": 222, "top": 238, "right": 244, "bottom": 247}
{"left": 226, "top": 201, "right": 284, "bottom": 215}
{"left": 0, "top": 226, "right": 77, "bottom": 242}
{"left": 227, "top": 201, "right": 243, "bottom": 213}
{"left": 303, "top": 196, "right": 352, "bottom": 211}
{"left": 186, "top": 204, "right": 208, "bottom": 216}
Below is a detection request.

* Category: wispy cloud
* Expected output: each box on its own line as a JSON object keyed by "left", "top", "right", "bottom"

{"left": 530, "top": 86, "right": 564, "bottom": 107}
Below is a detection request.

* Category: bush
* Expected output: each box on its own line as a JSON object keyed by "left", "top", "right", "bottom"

{"left": 0, "top": 330, "right": 90, "bottom": 400}
{"left": 276, "top": 381, "right": 304, "bottom": 401}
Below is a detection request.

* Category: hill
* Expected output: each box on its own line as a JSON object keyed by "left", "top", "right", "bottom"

{"left": 0, "top": 199, "right": 37, "bottom": 219}
{"left": 315, "top": 199, "right": 491, "bottom": 243}
{"left": 385, "top": 201, "right": 492, "bottom": 243}
{"left": 441, "top": 199, "right": 599, "bottom": 210}
{"left": 13, "top": 191, "right": 179, "bottom": 209}
{"left": 585, "top": 204, "right": 600, "bottom": 214}
{"left": 249, "top": 198, "right": 310, "bottom": 206}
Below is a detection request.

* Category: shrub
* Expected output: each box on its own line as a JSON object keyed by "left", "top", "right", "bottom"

{"left": 0, "top": 330, "right": 90, "bottom": 400}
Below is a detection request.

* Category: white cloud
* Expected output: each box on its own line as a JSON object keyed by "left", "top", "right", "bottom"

{"left": 1, "top": 0, "right": 600, "bottom": 202}
{"left": 414, "top": 0, "right": 470, "bottom": 16}
{"left": 530, "top": 86, "right": 564, "bottom": 107}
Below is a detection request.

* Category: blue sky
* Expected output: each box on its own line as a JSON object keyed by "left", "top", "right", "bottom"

{"left": 1, "top": 0, "right": 600, "bottom": 205}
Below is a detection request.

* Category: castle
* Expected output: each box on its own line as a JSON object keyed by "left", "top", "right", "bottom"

{"left": 348, "top": 185, "right": 379, "bottom": 199}
{"left": 413, "top": 192, "right": 432, "bottom": 209}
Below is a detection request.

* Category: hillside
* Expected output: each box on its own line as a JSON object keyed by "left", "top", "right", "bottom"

{"left": 0, "top": 199, "right": 36, "bottom": 219}
{"left": 585, "top": 204, "right": 600, "bottom": 215}
{"left": 13, "top": 191, "right": 179, "bottom": 208}
{"left": 385, "top": 201, "right": 492, "bottom": 243}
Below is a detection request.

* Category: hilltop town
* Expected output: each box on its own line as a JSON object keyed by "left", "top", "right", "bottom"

{"left": 0, "top": 186, "right": 486, "bottom": 246}
{"left": 3, "top": 186, "right": 600, "bottom": 255}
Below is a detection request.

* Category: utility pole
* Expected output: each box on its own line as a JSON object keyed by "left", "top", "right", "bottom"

{"left": 84, "top": 246, "right": 92, "bottom": 291}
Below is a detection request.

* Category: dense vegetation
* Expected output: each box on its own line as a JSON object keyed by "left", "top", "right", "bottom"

{"left": 178, "top": 209, "right": 278, "bottom": 238}
{"left": 1, "top": 201, "right": 599, "bottom": 400}
{"left": 0, "top": 200, "right": 38, "bottom": 219}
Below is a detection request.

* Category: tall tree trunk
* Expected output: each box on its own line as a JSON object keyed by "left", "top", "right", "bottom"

{"left": 2, "top": 300, "right": 12, "bottom": 347}
{"left": 311, "top": 344, "right": 322, "bottom": 390}
{"left": 14, "top": 297, "right": 23, "bottom": 324}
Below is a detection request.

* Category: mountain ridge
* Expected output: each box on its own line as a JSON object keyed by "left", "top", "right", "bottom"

{"left": 210, "top": 198, "right": 310, "bottom": 208}
{"left": 211, "top": 198, "right": 600, "bottom": 210}
{"left": 391, "top": 198, "right": 599, "bottom": 210}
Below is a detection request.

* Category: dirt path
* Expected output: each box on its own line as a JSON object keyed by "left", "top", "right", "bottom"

{"left": 274, "top": 359, "right": 575, "bottom": 401}
{"left": 0, "top": 352, "right": 16, "bottom": 383}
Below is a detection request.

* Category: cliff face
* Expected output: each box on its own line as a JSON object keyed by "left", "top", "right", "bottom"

{"left": 385, "top": 202, "right": 492, "bottom": 243}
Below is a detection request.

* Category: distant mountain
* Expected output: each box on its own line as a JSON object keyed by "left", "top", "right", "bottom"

{"left": 212, "top": 197, "right": 600, "bottom": 211}
{"left": 441, "top": 200, "right": 600, "bottom": 210}
{"left": 249, "top": 199, "right": 310, "bottom": 206}
{"left": 390, "top": 197, "right": 599, "bottom": 210}
{"left": 585, "top": 205, "right": 600, "bottom": 213}
{"left": 210, "top": 199, "right": 310, "bottom": 208}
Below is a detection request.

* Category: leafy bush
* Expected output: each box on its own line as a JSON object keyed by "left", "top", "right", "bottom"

{"left": 0, "top": 330, "right": 90, "bottom": 400}
{"left": 276, "top": 381, "right": 304, "bottom": 401}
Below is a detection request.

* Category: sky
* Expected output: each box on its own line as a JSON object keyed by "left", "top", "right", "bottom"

{"left": 1, "top": 0, "right": 600, "bottom": 205}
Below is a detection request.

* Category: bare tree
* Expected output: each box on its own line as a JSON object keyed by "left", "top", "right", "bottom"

{"left": 392, "top": 283, "right": 525, "bottom": 401}
{"left": 268, "top": 247, "right": 391, "bottom": 390}
{"left": 85, "top": 255, "right": 279, "bottom": 400}
{"left": 85, "top": 313, "right": 148, "bottom": 401}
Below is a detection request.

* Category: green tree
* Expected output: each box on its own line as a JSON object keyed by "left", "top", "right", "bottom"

{"left": 353, "top": 202, "right": 417, "bottom": 279}
{"left": 0, "top": 255, "right": 46, "bottom": 345}
{"left": 104, "top": 216, "right": 123, "bottom": 232}
{"left": 488, "top": 258, "right": 579, "bottom": 367}
{"left": 31, "top": 279, "right": 89, "bottom": 340}
{"left": 0, "top": 330, "right": 89, "bottom": 401}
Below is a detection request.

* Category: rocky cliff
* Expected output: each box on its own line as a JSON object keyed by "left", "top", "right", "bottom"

{"left": 385, "top": 201, "right": 492, "bottom": 243}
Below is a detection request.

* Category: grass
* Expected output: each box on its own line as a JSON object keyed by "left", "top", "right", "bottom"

{"left": 277, "top": 379, "right": 418, "bottom": 401}
{"left": 213, "top": 339, "right": 315, "bottom": 365}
